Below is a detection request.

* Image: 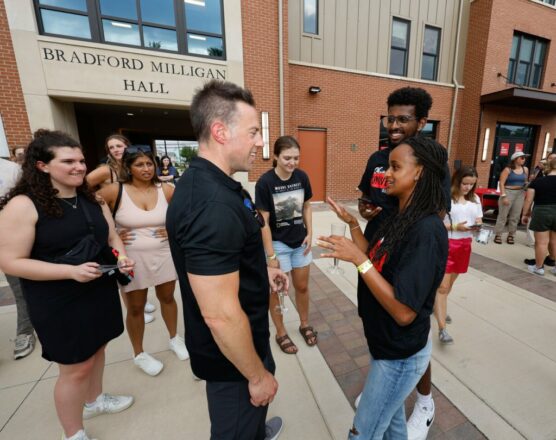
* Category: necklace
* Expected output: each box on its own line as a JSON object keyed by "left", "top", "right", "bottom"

{"left": 59, "top": 196, "right": 78, "bottom": 209}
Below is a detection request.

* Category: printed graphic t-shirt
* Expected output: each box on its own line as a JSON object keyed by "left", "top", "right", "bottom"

{"left": 255, "top": 168, "right": 313, "bottom": 248}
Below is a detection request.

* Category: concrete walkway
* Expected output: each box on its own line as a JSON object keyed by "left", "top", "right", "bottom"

{"left": 0, "top": 203, "right": 555, "bottom": 439}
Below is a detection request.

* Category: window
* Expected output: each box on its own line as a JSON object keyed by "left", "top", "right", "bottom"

{"left": 303, "top": 0, "right": 318, "bottom": 34}
{"left": 507, "top": 32, "right": 547, "bottom": 88}
{"left": 421, "top": 26, "right": 440, "bottom": 81}
{"left": 390, "top": 18, "right": 410, "bottom": 76}
{"left": 35, "top": 0, "right": 225, "bottom": 59}
{"left": 540, "top": 0, "right": 555, "bottom": 5}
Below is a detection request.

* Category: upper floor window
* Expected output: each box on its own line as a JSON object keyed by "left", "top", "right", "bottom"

{"left": 35, "top": 0, "right": 225, "bottom": 59}
{"left": 507, "top": 32, "right": 548, "bottom": 88}
{"left": 303, "top": 0, "right": 318, "bottom": 34}
{"left": 539, "top": 0, "right": 555, "bottom": 5}
{"left": 421, "top": 26, "right": 440, "bottom": 81}
{"left": 390, "top": 18, "right": 410, "bottom": 77}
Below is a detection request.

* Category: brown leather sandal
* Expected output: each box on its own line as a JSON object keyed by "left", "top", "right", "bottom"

{"left": 299, "top": 326, "right": 318, "bottom": 346}
{"left": 507, "top": 235, "right": 515, "bottom": 245}
{"left": 275, "top": 334, "right": 298, "bottom": 354}
{"left": 494, "top": 235, "right": 502, "bottom": 244}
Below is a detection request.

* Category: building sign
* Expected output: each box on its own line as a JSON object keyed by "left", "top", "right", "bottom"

{"left": 515, "top": 143, "right": 524, "bottom": 153}
{"left": 38, "top": 41, "right": 228, "bottom": 105}
{"left": 500, "top": 142, "right": 510, "bottom": 156}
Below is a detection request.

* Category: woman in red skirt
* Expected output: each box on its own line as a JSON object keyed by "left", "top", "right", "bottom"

{"left": 435, "top": 166, "right": 483, "bottom": 344}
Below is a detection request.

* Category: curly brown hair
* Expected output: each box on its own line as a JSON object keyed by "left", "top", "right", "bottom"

{"left": 0, "top": 129, "right": 98, "bottom": 217}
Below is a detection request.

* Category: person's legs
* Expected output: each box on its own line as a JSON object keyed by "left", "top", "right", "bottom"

{"left": 507, "top": 190, "right": 525, "bottom": 238}
{"left": 125, "top": 289, "right": 148, "bottom": 356}
{"left": 86, "top": 345, "right": 106, "bottom": 403}
{"left": 55, "top": 357, "right": 95, "bottom": 438}
{"left": 494, "top": 195, "right": 512, "bottom": 237}
{"left": 5, "top": 275, "right": 33, "bottom": 336}
{"left": 349, "top": 339, "right": 432, "bottom": 440}
{"left": 533, "top": 231, "right": 549, "bottom": 269}
{"left": 155, "top": 280, "right": 178, "bottom": 338}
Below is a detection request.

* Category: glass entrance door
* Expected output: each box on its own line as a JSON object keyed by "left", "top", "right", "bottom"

{"left": 488, "top": 123, "right": 536, "bottom": 188}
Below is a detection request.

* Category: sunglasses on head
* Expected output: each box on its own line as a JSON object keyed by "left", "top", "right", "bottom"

{"left": 126, "top": 145, "right": 152, "bottom": 154}
{"left": 241, "top": 189, "right": 265, "bottom": 227}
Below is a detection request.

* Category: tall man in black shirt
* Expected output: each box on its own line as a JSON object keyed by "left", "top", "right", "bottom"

{"left": 357, "top": 87, "right": 447, "bottom": 440}
{"left": 166, "top": 81, "right": 288, "bottom": 440}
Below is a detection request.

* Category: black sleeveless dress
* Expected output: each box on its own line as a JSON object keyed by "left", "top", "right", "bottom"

{"left": 20, "top": 195, "right": 124, "bottom": 364}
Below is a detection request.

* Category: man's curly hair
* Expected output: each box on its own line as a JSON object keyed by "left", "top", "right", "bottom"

{"left": 0, "top": 129, "right": 97, "bottom": 217}
{"left": 387, "top": 87, "right": 433, "bottom": 120}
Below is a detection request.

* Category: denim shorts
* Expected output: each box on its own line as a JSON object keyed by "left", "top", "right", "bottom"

{"left": 272, "top": 240, "right": 312, "bottom": 273}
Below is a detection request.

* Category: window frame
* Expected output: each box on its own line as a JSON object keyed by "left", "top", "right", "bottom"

{"left": 507, "top": 32, "right": 548, "bottom": 88}
{"left": 34, "top": 0, "right": 226, "bottom": 60}
{"left": 389, "top": 17, "right": 411, "bottom": 77}
{"left": 421, "top": 25, "right": 441, "bottom": 81}
{"left": 302, "top": 0, "right": 319, "bottom": 36}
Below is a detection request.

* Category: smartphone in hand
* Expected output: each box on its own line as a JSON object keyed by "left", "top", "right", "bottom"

{"left": 358, "top": 197, "right": 377, "bottom": 210}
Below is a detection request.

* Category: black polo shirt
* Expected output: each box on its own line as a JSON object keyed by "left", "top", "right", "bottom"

{"left": 166, "top": 157, "right": 270, "bottom": 381}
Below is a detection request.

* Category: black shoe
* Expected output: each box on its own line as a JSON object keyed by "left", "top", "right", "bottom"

{"left": 524, "top": 257, "right": 555, "bottom": 267}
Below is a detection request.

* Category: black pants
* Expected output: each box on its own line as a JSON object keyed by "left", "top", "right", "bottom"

{"left": 206, "top": 349, "right": 276, "bottom": 440}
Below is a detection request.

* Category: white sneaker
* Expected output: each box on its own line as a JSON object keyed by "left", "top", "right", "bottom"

{"left": 83, "top": 393, "right": 134, "bottom": 420}
{"left": 407, "top": 399, "right": 435, "bottom": 440}
{"left": 354, "top": 392, "right": 362, "bottom": 408}
{"left": 169, "top": 335, "right": 189, "bottom": 360}
{"left": 62, "top": 429, "right": 97, "bottom": 440}
{"left": 144, "top": 302, "right": 156, "bottom": 313}
{"left": 134, "top": 352, "right": 163, "bottom": 376}
{"left": 527, "top": 265, "right": 545, "bottom": 276}
{"left": 144, "top": 313, "right": 154, "bottom": 324}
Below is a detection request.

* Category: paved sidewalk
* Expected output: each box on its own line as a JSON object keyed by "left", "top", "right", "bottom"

{"left": 1, "top": 203, "right": 555, "bottom": 439}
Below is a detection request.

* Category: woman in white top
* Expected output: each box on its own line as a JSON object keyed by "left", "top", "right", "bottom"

{"left": 434, "top": 166, "right": 483, "bottom": 344}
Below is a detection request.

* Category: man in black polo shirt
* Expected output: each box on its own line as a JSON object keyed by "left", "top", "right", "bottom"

{"left": 356, "top": 87, "right": 450, "bottom": 440}
{"left": 166, "top": 81, "right": 288, "bottom": 440}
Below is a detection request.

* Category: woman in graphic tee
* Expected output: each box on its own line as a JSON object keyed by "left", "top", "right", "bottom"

{"left": 320, "top": 136, "right": 448, "bottom": 439}
{"left": 434, "top": 166, "right": 482, "bottom": 344}
{"left": 255, "top": 136, "right": 315, "bottom": 354}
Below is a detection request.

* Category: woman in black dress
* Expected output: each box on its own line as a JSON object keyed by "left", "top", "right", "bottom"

{"left": 0, "top": 130, "right": 135, "bottom": 440}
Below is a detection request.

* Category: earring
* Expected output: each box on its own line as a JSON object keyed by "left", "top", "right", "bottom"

{"left": 414, "top": 176, "right": 418, "bottom": 181}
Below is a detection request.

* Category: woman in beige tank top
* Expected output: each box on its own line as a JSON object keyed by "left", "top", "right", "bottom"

{"left": 98, "top": 146, "right": 188, "bottom": 376}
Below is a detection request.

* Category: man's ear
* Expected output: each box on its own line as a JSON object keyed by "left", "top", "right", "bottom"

{"left": 210, "top": 121, "right": 227, "bottom": 145}
{"left": 417, "top": 117, "right": 428, "bottom": 133}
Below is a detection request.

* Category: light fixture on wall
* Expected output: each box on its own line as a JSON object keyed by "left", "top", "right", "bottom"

{"left": 261, "top": 111, "right": 270, "bottom": 159}
{"left": 308, "top": 86, "right": 321, "bottom": 94}
{"left": 542, "top": 131, "right": 550, "bottom": 159}
{"left": 481, "top": 127, "right": 490, "bottom": 162}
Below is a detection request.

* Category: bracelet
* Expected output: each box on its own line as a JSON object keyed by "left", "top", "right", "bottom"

{"left": 267, "top": 253, "right": 277, "bottom": 261}
{"left": 117, "top": 255, "right": 128, "bottom": 261}
{"left": 500, "top": 194, "right": 507, "bottom": 197}
{"left": 350, "top": 224, "right": 361, "bottom": 231}
{"left": 357, "top": 259, "right": 373, "bottom": 274}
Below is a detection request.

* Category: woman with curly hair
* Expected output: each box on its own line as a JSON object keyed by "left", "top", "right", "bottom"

{"left": 0, "top": 130, "right": 135, "bottom": 440}
{"left": 319, "top": 136, "right": 448, "bottom": 438}
{"left": 86, "top": 134, "right": 130, "bottom": 189}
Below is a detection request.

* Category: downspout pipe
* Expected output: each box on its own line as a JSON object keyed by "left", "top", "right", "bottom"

{"left": 447, "top": 0, "right": 464, "bottom": 159}
{"left": 278, "top": 0, "right": 285, "bottom": 136}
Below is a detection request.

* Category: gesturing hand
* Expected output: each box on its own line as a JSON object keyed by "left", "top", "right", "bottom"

{"left": 327, "top": 197, "right": 356, "bottom": 224}
{"left": 316, "top": 235, "right": 367, "bottom": 266}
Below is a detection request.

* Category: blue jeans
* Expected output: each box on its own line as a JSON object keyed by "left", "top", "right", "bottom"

{"left": 348, "top": 338, "right": 432, "bottom": 440}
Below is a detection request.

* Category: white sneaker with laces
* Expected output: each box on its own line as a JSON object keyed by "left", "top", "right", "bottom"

{"left": 264, "top": 416, "right": 283, "bottom": 440}
{"left": 407, "top": 399, "right": 435, "bottom": 440}
{"left": 528, "top": 265, "right": 545, "bottom": 276}
{"left": 134, "top": 352, "right": 164, "bottom": 376}
{"left": 169, "top": 335, "right": 189, "bottom": 360}
{"left": 83, "top": 393, "right": 134, "bottom": 420}
{"left": 144, "top": 302, "right": 156, "bottom": 313}
{"left": 144, "top": 313, "right": 154, "bottom": 324}
{"left": 62, "top": 429, "right": 97, "bottom": 440}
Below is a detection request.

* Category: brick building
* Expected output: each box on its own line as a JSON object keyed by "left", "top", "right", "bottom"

{"left": 1, "top": 0, "right": 555, "bottom": 199}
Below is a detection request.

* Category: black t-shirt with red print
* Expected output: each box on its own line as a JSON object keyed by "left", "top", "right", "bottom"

{"left": 360, "top": 214, "right": 448, "bottom": 360}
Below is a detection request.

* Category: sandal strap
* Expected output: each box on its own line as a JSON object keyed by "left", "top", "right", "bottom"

{"left": 276, "top": 334, "right": 296, "bottom": 350}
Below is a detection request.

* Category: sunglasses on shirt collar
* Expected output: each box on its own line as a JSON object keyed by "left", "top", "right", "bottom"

{"left": 241, "top": 189, "right": 265, "bottom": 227}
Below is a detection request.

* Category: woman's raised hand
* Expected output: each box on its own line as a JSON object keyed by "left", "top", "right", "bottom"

{"left": 316, "top": 235, "right": 367, "bottom": 266}
{"left": 327, "top": 197, "right": 356, "bottom": 224}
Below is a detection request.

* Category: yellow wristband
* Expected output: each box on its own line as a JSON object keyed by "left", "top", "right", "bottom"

{"left": 357, "top": 259, "right": 373, "bottom": 274}
{"left": 267, "top": 254, "right": 277, "bottom": 261}
{"left": 117, "top": 255, "right": 128, "bottom": 261}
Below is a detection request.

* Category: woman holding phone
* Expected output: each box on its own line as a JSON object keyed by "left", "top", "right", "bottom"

{"left": 434, "top": 166, "right": 482, "bottom": 344}
{"left": 319, "top": 136, "right": 448, "bottom": 438}
{"left": 0, "top": 130, "right": 134, "bottom": 440}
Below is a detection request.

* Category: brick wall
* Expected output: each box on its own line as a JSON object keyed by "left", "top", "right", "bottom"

{"left": 0, "top": 0, "right": 31, "bottom": 154}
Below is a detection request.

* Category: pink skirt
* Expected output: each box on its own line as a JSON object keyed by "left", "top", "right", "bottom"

{"left": 445, "top": 238, "right": 472, "bottom": 274}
